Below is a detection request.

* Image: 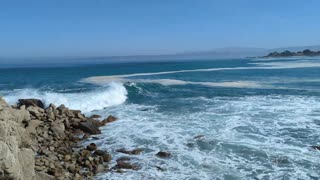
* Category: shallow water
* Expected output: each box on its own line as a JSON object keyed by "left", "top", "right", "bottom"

{"left": 1, "top": 57, "right": 320, "bottom": 179}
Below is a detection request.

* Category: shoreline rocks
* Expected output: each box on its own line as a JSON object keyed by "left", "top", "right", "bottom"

{"left": 0, "top": 97, "right": 174, "bottom": 179}
{"left": 0, "top": 97, "right": 118, "bottom": 180}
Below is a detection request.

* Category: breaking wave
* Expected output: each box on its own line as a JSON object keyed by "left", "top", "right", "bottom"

{"left": 2, "top": 82, "right": 127, "bottom": 112}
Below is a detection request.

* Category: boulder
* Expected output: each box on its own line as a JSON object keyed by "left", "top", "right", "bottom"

{"left": 116, "top": 157, "right": 131, "bottom": 162}
{"left": 116, "top": 148, "right": 143, "bottom": 155}
{"left": 115, "top": 161, "right": 139, "bottom": 170}
{"left": 156, "top": 151, "right": 171, "bottom": 158}
{"left": 100, "top": 115, "right": 117, "bottom": 126}
{"left": 131, "top": 149, "right": 143, "bottom": 155}
{"left": 93, "top": 164, "right": 106, "bottom": 174}
{"left": 57, "top": 104, "right": 67, "bottom": 114}
{"left": 194, "top": 134, "right": 205, "bottom": 139}
{"left": 102, "top": 153, "right": 112, "bottom": 162}
{"left": 27, "top": 106, "right": 44, "bottom": 118}
{"left": 64, "top": 154, "right": 72, "bottom": 161}
{"left": 311, "top": 146, "right": 320, "bottom": 150}
{"left": 76, "top": 113, "right": 86, "bottom": 120}
{"left": 86, "top": 143, "right": 97, "bottom": 151}
{"left": 65, "top": 110, "right": 75, "bottom": 118}
{"left": 36, "top": 172, "right": 55, "bottom": 180}
{"left": 90, "top": 114, "right": 101, "bottom": 119}
{"left": 78, "top": 122, "right": 101, "bottom": 135}
{"left": 18, "top": 99, "right": 44, "bottom": 108}
{"left": 93, "top": 150, "right": 105, "bottom": 156}
{"left": 93, "top": 150, "right": 112, "bottom": 162}
{"left": 50, "top": 123, "right": 65, "bottom": 137}
{"left": 26, "top": 120, "right": 42, "bottom": 134}
{"left": 47, "top": 111, "right": 55, "bottom": 121}
{"left": 155, "top": 165, "right": 165, "bottom": 171}
{"left": 48, "top": 103, "right": 56, "bottom": 110}
{"left": 82, "top": 133, "right": 91, "bottom": 139}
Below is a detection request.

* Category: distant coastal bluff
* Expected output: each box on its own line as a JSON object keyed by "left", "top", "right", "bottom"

{"left": 263, "top": 49, "right": 320, "bottom": 58}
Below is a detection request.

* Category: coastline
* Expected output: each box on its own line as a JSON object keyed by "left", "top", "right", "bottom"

{"left": 0, "top": 97, "right": 135, "bottom": 179}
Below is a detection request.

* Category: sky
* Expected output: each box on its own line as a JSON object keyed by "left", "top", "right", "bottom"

{"left": 0, "top": 0, "right": 320, "bottom": 57}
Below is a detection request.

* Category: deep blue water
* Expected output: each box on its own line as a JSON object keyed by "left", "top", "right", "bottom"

{"left": 1, "top": 57, "right": 320, "bottom": 179}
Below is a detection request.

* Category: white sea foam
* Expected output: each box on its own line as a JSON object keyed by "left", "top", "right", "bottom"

{"left": 82, "top": 66, "right": 250, "bottom": 83}
{"left": 251, "top": 61, "right": 320, "bottom": 69}
{"left": 88, "top": 77, "right": 263, "bottom": 88}
{"left": 83, "top": 77, "right": 262, "bottom": 89}
{"left": 83, "top": 77, "right": 320, "bottom": 91}
{"left": 83, "top": 60, "right": 320, "bottom": 86}
{"left": 89, "top": 95, "right": 320, "bottom": 179}
{"left": 143, "top": 79, "right": 262, "bottom": 88}
{"left": 2, "top": 82, "right": 127, "bottom": 112}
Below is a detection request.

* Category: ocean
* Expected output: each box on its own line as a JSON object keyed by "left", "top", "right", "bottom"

{"left": 1, "top": 57, "right": 320, "bottom": 179}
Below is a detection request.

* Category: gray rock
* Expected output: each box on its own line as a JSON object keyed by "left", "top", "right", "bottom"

{"left": 36, "top": 171, "right": 55, "bottom": 180}
{"left": 47, "top": 111, "right": 55, "bottom": 120}
{"left": 27, "top": 106, "right": 43, "bottom": 118}
{"left": 50, "top": 123, "right": 65, "bottom": 137}
{"left": 26, "top": 120, "right": 42, "bottom": 135}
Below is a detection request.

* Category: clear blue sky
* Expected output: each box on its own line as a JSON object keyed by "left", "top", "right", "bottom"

{"left": 0, "top": 0, "right": 319, "bottom": 57}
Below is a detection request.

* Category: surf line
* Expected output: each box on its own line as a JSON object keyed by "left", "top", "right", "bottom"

{"left": 83, "top": 61, "right": 320, "bottom": 83}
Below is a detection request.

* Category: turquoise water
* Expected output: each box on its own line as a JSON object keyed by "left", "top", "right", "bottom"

{"left": 1, "top": 57, "right": 320, "bottom": 179}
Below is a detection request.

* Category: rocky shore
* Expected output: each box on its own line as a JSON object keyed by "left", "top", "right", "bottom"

{"left": 0, "top": 97, "right": 128, "bottom": 179}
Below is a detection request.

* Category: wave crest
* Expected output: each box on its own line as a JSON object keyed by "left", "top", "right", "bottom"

{"left": 3, "top": 82, "right": 127, "bottom": 112}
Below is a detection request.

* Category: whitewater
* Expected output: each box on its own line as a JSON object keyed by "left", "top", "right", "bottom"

{"left": 1, "top": 57, "right": 320, "bottom": 179}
